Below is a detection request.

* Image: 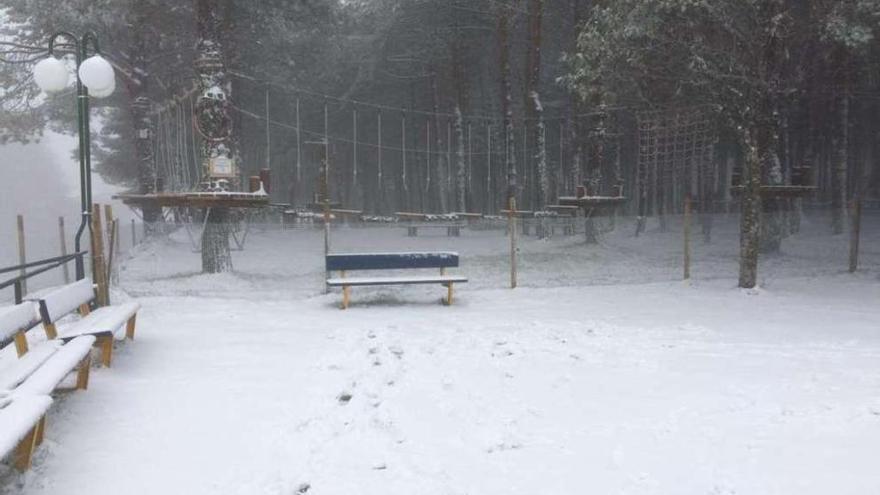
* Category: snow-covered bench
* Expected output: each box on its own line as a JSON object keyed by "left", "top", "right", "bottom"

{"left": 0, "top": 302, "right": 94, "bottom": 471}
{"left": 36, "top": 278, "right": 140, "bottom": 367}
{"left": 0, "top": 394, "right": 52, "bottom": 471}
{"left": 326, "top": 252, "right": 468, "bottom": 309}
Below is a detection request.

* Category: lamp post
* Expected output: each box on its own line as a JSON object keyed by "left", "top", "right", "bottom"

{"left": 33, "top": 32, "right": 116, "bottom": 280}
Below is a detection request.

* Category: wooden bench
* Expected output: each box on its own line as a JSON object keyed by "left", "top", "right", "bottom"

{"left": 36, "top": 278, "right": 140, "bottom": 367}
{"left": 326, "top": 252, "right": 468, "bottom": 309}
{"left": 0, "top": 301, "right": 94, "bottom": 471}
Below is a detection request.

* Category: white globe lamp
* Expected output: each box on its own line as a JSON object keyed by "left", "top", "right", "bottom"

{"left": 33, "top": 57, "right": 70, "bottom": 93}
{"left": 77, "top": 55, "right": 115, "bottom": 93}
{"left": 88, "top": 75, "right": 116, "bottom": 98}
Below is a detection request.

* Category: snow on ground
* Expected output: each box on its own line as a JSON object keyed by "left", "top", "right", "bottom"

{"left": 1, "top": 212, "right": 879, "bottom": 494}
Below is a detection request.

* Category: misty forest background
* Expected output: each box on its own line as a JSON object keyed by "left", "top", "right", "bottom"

{"left": 1, "top": 0, "right": 879, "bottom": 285}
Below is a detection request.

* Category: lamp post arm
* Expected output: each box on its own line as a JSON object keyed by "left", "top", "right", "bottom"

{"left": 46, "top": 31, "right": 90, "bottom": 280}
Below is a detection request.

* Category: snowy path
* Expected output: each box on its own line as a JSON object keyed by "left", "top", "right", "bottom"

{"left": 3, "top": 272, "right": 879, "bottom": 494}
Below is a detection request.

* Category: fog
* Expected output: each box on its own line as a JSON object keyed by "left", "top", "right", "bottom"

{"left": 0, "top": 133, "right": 134, "bottom": 295}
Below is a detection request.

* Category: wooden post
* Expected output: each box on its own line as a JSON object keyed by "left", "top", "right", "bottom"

{"left": 509, "top": 197, "right": 518, "bottom": 289}
{"left": 849, "top": 198, "right": 862, "bottom": 273}
{"left": 131, "top": 218, "right": 137, "bottom": 248}
{"left": 322, "top": 142, "right": 331, "bottom": 294}
{"left": 91, "top": 204, "right": 108, "bottom": 307}
{"left": 58, "top": 216, "right": 70, "bottom": 284}
{"left": 16, "top": 214, "right": 26, "bottom": 294}
{"left": 103, "top": 205, "right": 114, "bottom": 253}
{"left": 107, "top": 219, "right": 118, "bottom": 290}
{"left": 684, "top": 195, "right": 692, "bottom": 280}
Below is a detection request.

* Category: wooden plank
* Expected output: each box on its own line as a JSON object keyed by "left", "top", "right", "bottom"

{"left": 91, "top": 204, "right": 108, "bottom": 307}
{"left": 326, "top": 276, "right": 468, "bottom": 287}
{"left": 58, "top": 217, "right": 69, "bottom": 284}
{"left": 16, "top": 215, "right": 26, "bottom": 295}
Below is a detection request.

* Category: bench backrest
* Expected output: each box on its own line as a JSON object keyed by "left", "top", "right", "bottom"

{"left": 38, "top": 278, "right": 95, "bottom": 324}
{"left": 0, "top": 303, "right": 39, "bottom": 346}
{"left": 326, "top": 252, "right": 459, "bottom": 272}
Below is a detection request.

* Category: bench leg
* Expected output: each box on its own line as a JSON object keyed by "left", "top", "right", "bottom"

{"left": 126, "top": 314, "right": 137, "bottom": 340}
{"left": 100, "top": 337, "right": 113, "bottom": 368}
{"left": 445, "top": 283, "right": 454, "bottom": 306}
{"left": 79, "top": 303, "right": 91, "bottom": 316}
{"left": 14, "top": 418, "right": 42, "bottom": 471}
{"left": 342, "top": 285, "right": 351, "bottom": 310}
{"left": 35, "top": 416, "right": 46, "bottom": 447}
{"left": 43, "top": 322, "right": 58, "bottom": 340}
{"left": 76, "top": 354, "right": 92, "bottom": 390}
{"left": 13, "top": 330, "right": 28, "bottom": 357}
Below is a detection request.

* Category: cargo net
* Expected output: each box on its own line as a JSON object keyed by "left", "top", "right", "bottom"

{"left": 636, "top": 107, "right": 717, "bottom": 234}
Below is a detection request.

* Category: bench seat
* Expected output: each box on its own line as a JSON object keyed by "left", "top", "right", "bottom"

{"left": 0, "top": 303, "right": 39, "bottom": 345}
{"left": 57, "top": 302, "right": 141, "bottom": 341}
{"left": 13, "top": 336, "right": 94, "bottom": 396}
{"left": 0, "top": 342, "right": 60, "bottom": 392}
{"left": 327, "top": 275, "right": 468, "bottom": 287}
{"left": 0, "top": 394, "right": 52, "bottom": 470}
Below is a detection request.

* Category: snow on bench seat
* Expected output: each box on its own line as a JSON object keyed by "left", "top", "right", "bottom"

{"left": 57, "top": 302, "right": 141, "bottom": 341}
{"left": 0, "top": 342, "right": 60, "bottom": 392}
{"left": 13, "top": 336, "right": 95, "bottom": 396}
{"left": 0, "top": 395, "right": 52, "bottom": 470}
{"left": 38, "top": 278, "right": 95, "bottom": 324}
{"left": 327, "top": 275, "right": 468, "bottom": 286}
{"left": 0, "top": 303, "right": 39, "bottom": 344}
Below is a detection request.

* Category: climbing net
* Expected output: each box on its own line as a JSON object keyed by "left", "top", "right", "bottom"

{"left": 636, "top": 106, "right": 716, "bottom": 219}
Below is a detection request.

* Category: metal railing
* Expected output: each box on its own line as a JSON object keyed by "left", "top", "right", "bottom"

{"left": 0, "top": 252, "right": 87, "bottom": 304}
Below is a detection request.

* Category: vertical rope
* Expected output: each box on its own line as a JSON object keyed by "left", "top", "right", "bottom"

{"left": 265, "top": 87, "right": 271, "bottom": 171}
{"left": 324, "top": 99, "right": 330, "bottom": 201}
{"left": 377, "top": 110, "right": 383, "bottom": 194}
{"left": 352, "top": 106, "right": 358, "bottom": 184}
{"left": 401, "top": 111, "right": 407, "bottom": 191}
{"left": 559, "top": 118, "right": 564, "bottom": 196}
{"left": 189, "top": 95, "right": 200, "bottom": 188}
{"left": 487, "top": 123, "right": 492, "bottom": 213}
{"left": 467, "top": 121, "right": 472, "bottom": 196}
{"left": 295, "top": 97, "right": 301, "bottom": 183}
{"left": 447, "top": 119, "right": 452, "bottom": 203}
{"left": 426, "top": 117, "right": 431, "bottom": 195}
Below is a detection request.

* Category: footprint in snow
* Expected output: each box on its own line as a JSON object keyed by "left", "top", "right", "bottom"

{"left": 295, "top": 483, "right": 310, "bottom": 494}
{"left": 337, "top": 392, "right": 353, "bottom": 405}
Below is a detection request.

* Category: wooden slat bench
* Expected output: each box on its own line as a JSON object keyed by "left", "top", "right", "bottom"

{"left": 36, "top": 278, "right": 140, "bottom": 367}
{"left": 0, "top": 301, "right": 94, "bottom": 471}
{"left": 326, "top": 252, "right": 468, "bottom": 309}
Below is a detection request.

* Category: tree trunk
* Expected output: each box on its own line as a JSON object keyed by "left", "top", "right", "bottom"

{"left": 454, "top": 106, "right": 467, "bottom": 212}
{"left": 195, "top": 0, "right": 236, "bottom": 273}
{"left": 525, "top": 0, "right": 547, "bottom": 213}
{"left": 739, "top": 129, "right": 762, "bottom": 288}
{"left": 202, "top": 208, "right": 232, "bottom": 273}
{"left": 831, "top": 91, "right": 849, "bottom": 234}
{"left": 126, "top": 3, "right": 161, "bottom": 234}
{"left": 497, "top": 5, "right": 517, "bottom": 209}
{"left": 430, "top": 73, "right": 447, "bottom": 213}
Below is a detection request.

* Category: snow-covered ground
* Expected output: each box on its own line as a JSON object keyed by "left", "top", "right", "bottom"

{"left": 2, "top": 212, "right": 879, "bottom": 494}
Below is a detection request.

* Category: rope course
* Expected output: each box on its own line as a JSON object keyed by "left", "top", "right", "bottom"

{"left": 147, "top": 68, "right": 729, "bottom": 215}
